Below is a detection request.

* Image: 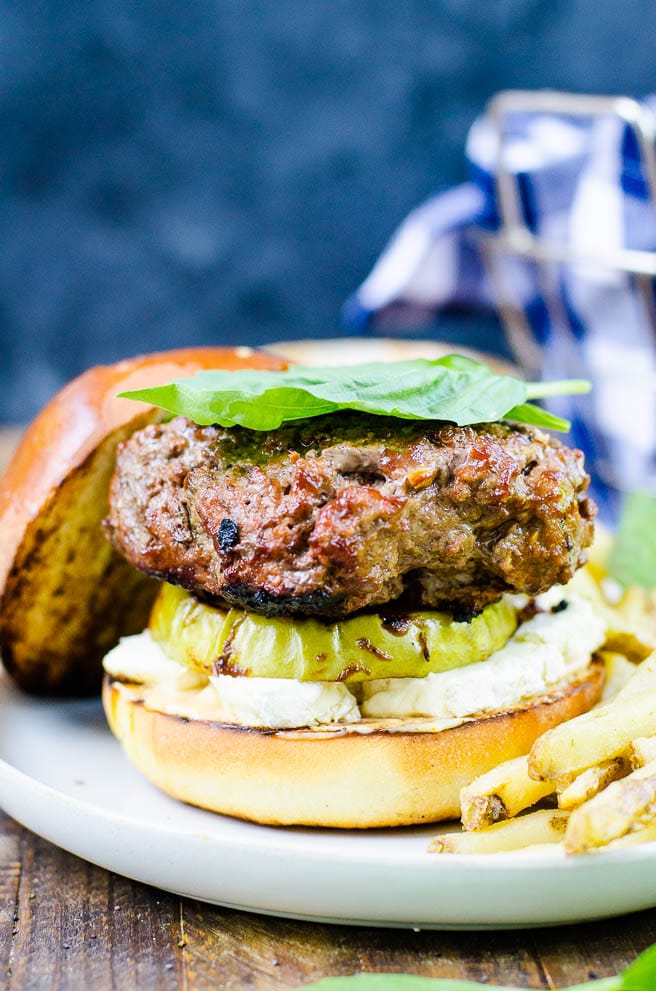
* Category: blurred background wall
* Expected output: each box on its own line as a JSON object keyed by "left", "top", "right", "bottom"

{"left": 2, "top": 0, "right": 655, "bottom": 421}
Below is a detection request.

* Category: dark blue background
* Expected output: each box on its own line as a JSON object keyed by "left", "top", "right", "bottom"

{"left": 3, "top": 0, "right": 655, "bottom": 420}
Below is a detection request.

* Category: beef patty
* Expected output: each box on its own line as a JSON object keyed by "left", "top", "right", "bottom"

{"left": 105, "top": 413, "right": 596, "bottom": 619}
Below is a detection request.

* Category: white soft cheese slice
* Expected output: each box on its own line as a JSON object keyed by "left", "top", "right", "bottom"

{"left": 103, "top": 630, "right": 207, "bottom": 691}
{"left": 208, "top": 674, "right": 361, "bottom": 729}
{"left": 359, "top": 597, "right": 606, "bottom": 720}
{"left": 103, "top": 630, "right": 361, "bottom": 729}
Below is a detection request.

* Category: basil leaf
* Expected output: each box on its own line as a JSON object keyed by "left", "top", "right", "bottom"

{"left": 608, "top": 491, "right": 656, "bottom": 589}
{"left": 504, "top": 403, "right": 570, "bottom": 432}
{"left": 619, "top": 942, "right": 656, "bottom": 989}
{"left": 525, "top": 379, "right": 591, "bottom": 400}
{"left": 119, "top": 356, "right": 589, "bottom": 433}
{"left": 292, "top": 978, "right": 497, "bottom": 990}
{"left": 293, "top": 942, "right": 656, "bottom": 991}
{"left": 293, "top": 973, "right": 618, "bottom": 990}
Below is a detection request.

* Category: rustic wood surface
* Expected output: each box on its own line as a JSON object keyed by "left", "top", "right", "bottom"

{"left": 1, "top": 423, "right": 656, "bottom": 991}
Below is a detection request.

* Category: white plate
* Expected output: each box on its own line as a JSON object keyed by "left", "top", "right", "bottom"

{"left": 2, "top": 672, "right": 656, "bottom": 930}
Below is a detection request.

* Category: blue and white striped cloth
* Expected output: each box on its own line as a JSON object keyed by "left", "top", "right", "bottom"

{"left": 344, "top": 102, "right": 656, "bottom": 515}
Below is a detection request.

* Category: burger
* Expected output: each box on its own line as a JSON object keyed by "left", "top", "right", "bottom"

{"left": 0, "top": 346, "right": 605, "bottom": 828}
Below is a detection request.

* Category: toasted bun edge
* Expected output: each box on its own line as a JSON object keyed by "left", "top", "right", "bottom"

{"left": 103, "top": 662, "right": 604, "bottom": 828}
{"left": 0, "top": 347, "right": 286, "bottom": 695}
{"left": 0, "top": 346, "right": 285, "bottom": 588}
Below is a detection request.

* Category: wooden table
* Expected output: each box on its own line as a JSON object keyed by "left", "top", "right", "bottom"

{"left": 1, "top": 424, "right": 655, "bottom": 990}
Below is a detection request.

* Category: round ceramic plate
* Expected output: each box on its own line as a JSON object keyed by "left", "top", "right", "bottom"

{"left": 1, "top": 671, "right": 655, "bottom": 930}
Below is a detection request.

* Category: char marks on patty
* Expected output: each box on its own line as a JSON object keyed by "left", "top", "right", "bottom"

{"left": 105, "top": 412, "right": 596, "bottom": 618}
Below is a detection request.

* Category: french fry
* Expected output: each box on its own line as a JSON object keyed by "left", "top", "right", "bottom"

{"left": 565, "top": 759, "right": 656, "bottom": 854}
{"left": 605, "top": 588, "right": 656, "bottom": 662}
{"left": 460, "top": 756, "right": 555, "bottom": 830}
{"left": 617, "top": 586, "right": 656, "bottom": 626}
{"left": 529, "top": 690, "right": 656, "bottom": 782}
{"left": 603, "top": 629, "right": 655, "bottom": 664}
{"left": 429, "top": 810, "right": 569, "bottom": 854}
{"left": 607, "top": 822, "right": 656, "bottom": 848}
{"left": 599, "top": 651, "right": 637, "bottom": 702}
{"left": 557, "top": 757, "right": 630, "bottom": 811}
{"left": 566, "top": 567, "right": 656, "bottom": 662}
{"left": 628, "top": 735, "right": 656, "bottom": 770}
{"left": 618, "top": 651, "right": 656, "bottom": 698}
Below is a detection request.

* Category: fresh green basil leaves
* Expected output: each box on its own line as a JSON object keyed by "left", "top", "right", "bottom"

{"left": 292, "top": 941, "right": 656, "bottom": 990}
{"left": 119, "top": 355, "right": 589, "bottom": 432}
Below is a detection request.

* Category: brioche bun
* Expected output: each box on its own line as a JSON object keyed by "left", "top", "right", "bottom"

{"left": 1, "top": 339, "right": 605, "bottom": 831}
{"left": 0, "top": 346, "right": 285, "bottom": 695}
{"left": 103, "top": 663, "right": 604, "bottom": 828}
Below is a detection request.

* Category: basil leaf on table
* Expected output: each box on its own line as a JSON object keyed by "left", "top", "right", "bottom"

{"left": 119, "top": 356, "right": 589, "bottom": 432}
{"left": 620, "top": 942, "right": 656, "bottom": 988}
{"left": 292, "top": 942, "right": 656, "bottom": 991}
{"left": 292, "top": 972, "right": 616, "bottom": 990}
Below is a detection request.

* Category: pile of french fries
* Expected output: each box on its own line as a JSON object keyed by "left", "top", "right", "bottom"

{"left": 429, "top": 533, "right": 656, "bottom": 856}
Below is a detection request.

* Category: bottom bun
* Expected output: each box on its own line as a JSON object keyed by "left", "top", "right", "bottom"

{"left": 103, "top": 663, "right": 604, "bottom": 828}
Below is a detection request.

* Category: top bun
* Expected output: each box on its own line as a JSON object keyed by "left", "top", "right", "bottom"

{"left": 0, "top": 346, "right": 286, "bottom": 695}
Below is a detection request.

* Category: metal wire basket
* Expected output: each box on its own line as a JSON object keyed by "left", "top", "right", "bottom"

{"left": 477, "top": 90, "right": 656, "bottom": 508}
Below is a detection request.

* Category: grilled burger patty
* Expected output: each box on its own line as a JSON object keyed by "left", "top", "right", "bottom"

{"left": 106, "top": 413, "right": 595, "bottom": 619}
